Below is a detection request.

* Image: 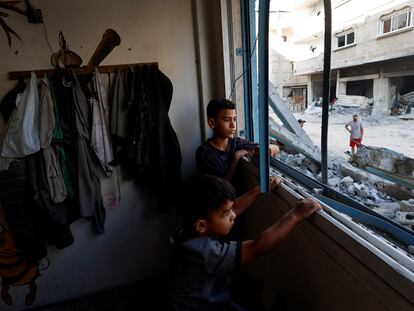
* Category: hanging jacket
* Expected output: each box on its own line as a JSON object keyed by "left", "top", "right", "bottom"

{"left": 26, "top": 151, "right": 75, "bottom": 249}
{"left": 125, "top": 65, "right": 182, "bottom": 210}
{"left": 89, "top": 69, "right": 114, "bottom": 177}
{"left": 39, "top": 75, "right": 55, "bottom": 149}
{"left": 148, "top": 66, "right": 182, "bottom": 210}
{"left": 72, "top": 71, "right": 106, "bottom": 234}
{"left": 109, "top": 67, "right": 134, "bottom": 164}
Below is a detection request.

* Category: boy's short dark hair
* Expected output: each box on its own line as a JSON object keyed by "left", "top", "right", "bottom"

{"left": 176, "top": 174, "right": 236, "bottom": 228}
{"left": 207, "top": 99, "right": 236, "bottom": 119}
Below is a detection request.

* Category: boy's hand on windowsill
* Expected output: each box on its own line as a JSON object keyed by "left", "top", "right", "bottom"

{"left": 269, "top": 144, "right": 280, "bottom": 157}
{"left": 270, "top": 176, "right": 282, "bottom": 190}
{"left": 290, "top": 199, "right": 322, "bottom": 222}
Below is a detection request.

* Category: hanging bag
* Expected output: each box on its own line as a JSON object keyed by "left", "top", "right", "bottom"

{"left": 1, "top": 72, "right": 40, "bottom": 157}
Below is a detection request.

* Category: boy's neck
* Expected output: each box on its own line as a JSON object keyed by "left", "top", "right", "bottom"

{"left": 209, "top": 136, "right": 229, "bottom": 151}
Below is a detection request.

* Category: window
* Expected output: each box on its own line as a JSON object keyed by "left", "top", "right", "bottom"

{"left": 336, "top": 30, "right": 355, "bottom": 48}
{"left": 380, "top": 9, "right": 412, "bottom": 35}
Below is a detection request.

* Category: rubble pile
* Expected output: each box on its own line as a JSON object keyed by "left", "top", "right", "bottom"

{"left": 275, "top": 151, "right": 414, "bottom": 230}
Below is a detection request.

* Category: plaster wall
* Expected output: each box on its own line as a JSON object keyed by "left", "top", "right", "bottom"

{"left": 0, "top": 0, "right": 222, "bottom": 309}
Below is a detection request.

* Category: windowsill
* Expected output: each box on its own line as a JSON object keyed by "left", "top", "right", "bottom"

{"left": 239, "top": 157, "right": 414, "bottom": 305}
{"left": 377, "top": 26, "right": 414, "bottom": 39}
{"left": 333, "top": 43, "right": 356, "bottom": 52}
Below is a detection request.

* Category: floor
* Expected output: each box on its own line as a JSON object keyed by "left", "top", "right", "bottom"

{"left": 29, "top": 279, "right": 161, "bottom": 311}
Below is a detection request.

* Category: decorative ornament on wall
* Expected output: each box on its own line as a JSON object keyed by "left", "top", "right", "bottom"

{"left": 50, "top": 31, "right": 83, "bottom": 68}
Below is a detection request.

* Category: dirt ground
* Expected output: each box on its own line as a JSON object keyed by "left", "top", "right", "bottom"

{"left": 293, "top": 111, "right": 414, "bottom": 160}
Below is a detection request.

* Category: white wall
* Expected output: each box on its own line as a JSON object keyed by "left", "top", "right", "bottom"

{"left": 0, "top": 0, "right": 220, "bottom": 309}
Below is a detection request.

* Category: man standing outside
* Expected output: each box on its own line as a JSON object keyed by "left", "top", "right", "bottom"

{"left": 345, "top": 114, "right": 364, "bottom": 155}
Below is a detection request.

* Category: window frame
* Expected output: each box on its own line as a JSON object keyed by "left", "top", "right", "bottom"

{"left": 334, "top": 29, "right": 355, "bottom": 50}
{"left": 379, "top": 8, "right": 413, "bottom": 37}
{"left": 238, "top": 0, "right": 414, "bottom": 287}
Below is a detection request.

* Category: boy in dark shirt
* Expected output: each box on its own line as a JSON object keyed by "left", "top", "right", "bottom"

{"left": 196, "top": 99, "right": 279, "bottom": 181}
{"left": 164, "top": 174, "right": 321, "bottom": 311}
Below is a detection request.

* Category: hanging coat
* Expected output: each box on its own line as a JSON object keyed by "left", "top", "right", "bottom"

{"left": 72, "top": 71, "right": 106, "bottom": 234}
{"left": 125, "top": 65, "right": 182, "bottom": 210}
{"left": 39, "top": 75, "right": 55, "bottom": 148}
{"left": 109, "top": 68, "right": 134, "bottom": 164}
{"left": 89, "top": 69, "right": 114, "bottom": 176}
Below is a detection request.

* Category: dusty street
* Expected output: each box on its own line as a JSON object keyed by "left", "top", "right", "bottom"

{"left": 294, "top": 111, "right": 414, "bottom": 160}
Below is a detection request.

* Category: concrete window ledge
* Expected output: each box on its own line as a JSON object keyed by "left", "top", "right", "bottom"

{"left": 239, "top": 158, "right": 414, "bottom": 311}
{"left": 333, "top": 42, "right": 356, "bottom": 52}
{"left": 377, "top": 26, "right": 414, "bottom": 40}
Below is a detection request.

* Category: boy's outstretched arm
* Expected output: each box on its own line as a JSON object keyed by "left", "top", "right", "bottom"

{"left": 241, "top": 199, "right": 322, "bottom": 264}
{"left": 225, "top": 149, "right": 250, "bottom": 181}
{"left": 232, "top": 177, "right": 281, "bottom": 216}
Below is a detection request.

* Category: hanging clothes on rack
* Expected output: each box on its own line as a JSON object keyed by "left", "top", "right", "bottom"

{"left": 109, "top": 67, "right": 134, "bottom": 165}
{"left": 125, "top": 65, "right": 182, "bottom": 210}
{"left": 39, "top": 76, "right": 68, "bottom": 204}
{"left": 71, "top": 71, "right": 106, "bottom": 234}
{"left": 0, "top": 160, "right": 47, "bottom": 264}
{"left": 89, "top": 68, "right": 114, "bottom": 177}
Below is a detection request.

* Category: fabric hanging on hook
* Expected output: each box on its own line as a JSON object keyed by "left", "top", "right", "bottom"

{"left": 1, "top": 72, "right": 40, "bottom": 158}
{"left": 89, "top": 68, "right": 114, "bottom": 177}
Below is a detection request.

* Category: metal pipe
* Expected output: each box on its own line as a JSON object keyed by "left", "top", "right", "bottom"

{"left": 321, "top": 0, "right": 332, "bottom": 184}
{"left": 258, "top": 0, "right": 270, "bottom": 193}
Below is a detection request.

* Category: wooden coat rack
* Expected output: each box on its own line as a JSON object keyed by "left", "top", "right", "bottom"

{"left": 8, "top": 62, "right": 159, "bottom": 80}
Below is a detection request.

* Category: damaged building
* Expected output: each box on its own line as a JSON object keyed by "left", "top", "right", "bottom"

{"left": 270, "top": 0, "right": 414, "bottom": 115}
{"left": 0, "top": 0, "right": 412, "bottom": 311}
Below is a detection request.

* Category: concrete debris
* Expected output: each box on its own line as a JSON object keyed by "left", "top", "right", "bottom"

{"left": 395, "top": 212, "right": 414, "bottom": 225}
{"left": 373, "top": 207, "right": 399, "bottom": 219}
{"left": 349, "top": 146, "right": 414, "bottom": 180}
{"left": 379, "top": 202, "right": 401, "bottom": 211}
{"left": 328, "top": 177, "right": 340, "bottom": 187}
{"left": 339, "top": 176, "right": 354, "bottom": 188}
{"left": 276, "top": 149, "right": 414, "bottom": 226}
{"left": 400, "top": 199, "right": 414, "bottom": 212}
{"left": 337, "top": 94, "right": 369, "bottom": 108}
{"left": 268, "top": 81, "right": 315, "bottom": 148}
{"left": 399, "top": 113, "right": 414, "bottom": 120}
{"left": 340, "top": 161, "right": 412, "bottom": 200}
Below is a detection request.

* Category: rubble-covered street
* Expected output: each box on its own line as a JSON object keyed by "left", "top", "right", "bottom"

{"left": 273, "top": 109, "right": 414, "bottom": 233}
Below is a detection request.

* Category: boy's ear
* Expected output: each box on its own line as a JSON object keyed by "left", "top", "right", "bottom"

{"left": 207, "top": 117, "right": 215, "bottom": 129}
{"left": 194, "top": 219, "right": 207, "bottom": 234}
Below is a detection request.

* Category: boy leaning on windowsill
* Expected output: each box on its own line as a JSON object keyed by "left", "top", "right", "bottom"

{"left": 163, "top": 173, "right": 322, "bottom": 311}
{"left": 196, "top": 99, "right": 279, "bottom": 182}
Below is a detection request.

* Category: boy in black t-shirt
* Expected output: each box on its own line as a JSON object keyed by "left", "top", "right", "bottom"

{"left": 196, "top": 99, "right": 279, "bottom": 182}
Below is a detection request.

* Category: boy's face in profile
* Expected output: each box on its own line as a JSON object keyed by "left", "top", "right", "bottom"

{"left": 208, "top": 109, "right": 237, "bottom": 139}
{"left": 197, "top": 200, "right": 236, "bottom": 236}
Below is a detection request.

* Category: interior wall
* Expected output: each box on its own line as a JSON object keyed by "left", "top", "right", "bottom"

{"left": 0, "top": 0, "right": 220, "bottom": 309}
